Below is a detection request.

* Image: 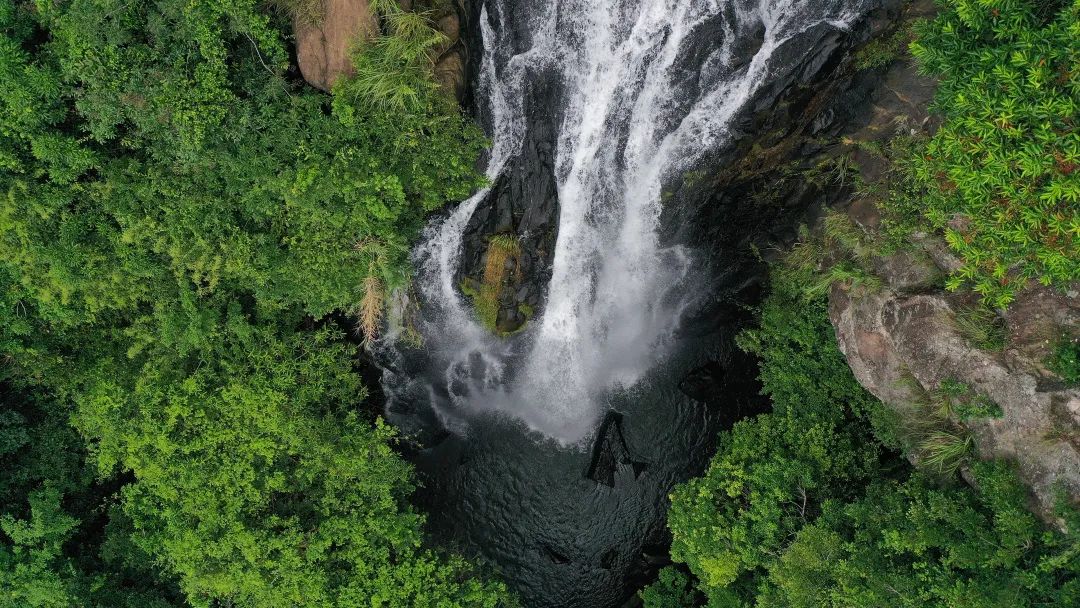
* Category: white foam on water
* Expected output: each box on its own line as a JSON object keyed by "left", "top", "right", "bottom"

{"left": 392, "top": 0, "right": 860, "bottom": 443}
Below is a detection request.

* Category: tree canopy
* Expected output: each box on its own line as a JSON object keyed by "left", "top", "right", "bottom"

{"left": 0, "top": 0, "right": 508, "bottom": 606}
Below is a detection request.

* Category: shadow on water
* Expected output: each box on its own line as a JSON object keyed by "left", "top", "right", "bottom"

{"left": 405, "top": 312, "right": 766, "bottom": 608}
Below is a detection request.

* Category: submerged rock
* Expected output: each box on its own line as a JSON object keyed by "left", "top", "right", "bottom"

{"left": 586, "top": 412, "right": 647, "bottom": 487}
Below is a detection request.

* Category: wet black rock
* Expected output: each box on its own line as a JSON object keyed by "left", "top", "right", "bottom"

{"left": 543, "top": 543, "right": 572, "bottom": 565}
{"left": 586, "top": 412, "right": 648, "bottom": 487}
{"left": 456, "top": 73, "right": 561, "bottom": 333}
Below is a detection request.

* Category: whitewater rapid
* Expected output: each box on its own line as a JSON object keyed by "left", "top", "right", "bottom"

{"left": 388, "top": 0, "right": 860, "bottom": 443}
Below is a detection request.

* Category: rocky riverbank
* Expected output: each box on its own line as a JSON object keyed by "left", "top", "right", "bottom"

{"left": 821, "top": 0, "right": 1080, "bottom": 520}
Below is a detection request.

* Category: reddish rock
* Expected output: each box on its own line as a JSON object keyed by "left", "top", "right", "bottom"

{"left": 434, "top": 48, "right": 466, "bottom": 100}
{"left": 294, "top": 0, "right": 378, "bottom": 92}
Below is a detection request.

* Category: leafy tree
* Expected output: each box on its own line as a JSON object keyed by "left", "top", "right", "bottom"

{"left": 665, "top": 271, "right": 891, "bottom": 602}
{"left": 759, "top": 462, "right": 1080, "bottom": 608}
{"left": 0, "top": 386, "right": 185, "bottom": 608}
{"left": 0, "top": 0, "right": 509, "bottom": 605}
{"left": 639, "top": 568, "right": 700, "bottom": 608}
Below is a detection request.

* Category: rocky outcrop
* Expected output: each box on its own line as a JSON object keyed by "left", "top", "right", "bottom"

{"left": 820, "top": 0, "right": 1080, "bottom": 519}
{"left": 457, "top": 83, "right": 561, "bottom": 333}
{"left": 294, "top": 0, "right": 378, "bottom": 91}
{"left": 294, "top": 0, "right": 468, "bottom": 97}
{"left": 433, "top": 11, "right": 467, "bottom": 100}
{"left": 831, "top": 263, "right": 1080, "bottom": 519}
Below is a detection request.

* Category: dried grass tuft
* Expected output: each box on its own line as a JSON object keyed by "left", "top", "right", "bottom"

{"left": 358, "top": 271, "right": 385, "bottom": 344}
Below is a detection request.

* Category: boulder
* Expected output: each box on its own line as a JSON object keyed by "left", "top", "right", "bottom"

{"left": 294, "top": 0, "right": 379, "bottom": 92}
{"left": 830, "top": 276, "right": 1080, "bottom": 521}
{"left": 434, "top": 48, "right": 466, "bottom": 100}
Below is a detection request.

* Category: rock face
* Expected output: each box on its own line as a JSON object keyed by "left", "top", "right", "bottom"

{"left": 295, "top": 0, "right": 468, "bottom": 97}
{"left": 821, "top": 0, "right": 1080, "bottom": 519}
{"left": 294, "top": 0, "right": 379, "bottom": 92}
{"left": 457, "top": 79, "right": 562, "bottom": 333}
{"left": 831, "top": 265, "right": 1080, "bottom": 519}
{"left": 662, "top": 0, "right": 910, "bottom": 305}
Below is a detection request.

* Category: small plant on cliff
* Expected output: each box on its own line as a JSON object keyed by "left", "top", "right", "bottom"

{"left": 934, "top": 378, "right": 1004, "bottom": 421}
{"left": 952, "top": 304, "right": 1008, "bottom": 351}
{"left": 918, "top": 429, "right": 974, "bottom": 475}
{"left": 854, "top": 21, "right": 916, "bottom": 70}
{"left": 1048, "top": 335, "right": 1080, "bottom": 386}
{"left": 891, "top": 0, "right": 1080, "bottom": 308}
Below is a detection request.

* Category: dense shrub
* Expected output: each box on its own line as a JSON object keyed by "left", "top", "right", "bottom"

{"left": 652, "top": 269, "right": 1079, "bottom": 607}
{"left": 888, "top": 0, "right": 1080, "bottom": 308}
{"left": 663, "top": 271, "right": 892, "bottom": 604}
{"left": 0, "top": 0, "right": 508, "bottom": 606}
{"left": 0, "top": 385, "right": 185, "bottom": 608}
{"left": 759, "top": 461, "right": 1080, "bottom": 607}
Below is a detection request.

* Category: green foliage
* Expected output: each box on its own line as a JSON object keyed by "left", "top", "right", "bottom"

{"left": 666, "top": 269, "right": 892, "bottom": 601}
{"left": 0, "top": 387, "right": 184, "bottom": 608}
{"left": 934, "top": 378, "right": 1004, "bottom": 420}
{"left": 951, "top": 304, "right": 1007, "bottom": 351}
{"left": 639, "top": 568, "right": 700, "bottom": 608}
{"left": 854, "top": 21, "right": 915, "bottom": 70}
{"left": 759, "top": 461, "right": 1080, "bottom": 607}
{"left": 0, "top": 0, "right": 484, "bottom": 330}
{"left": 76, "top": 325, "right": 504, "bottom": 608}
{"left": 0, "top": 0, "right": 509, "bottom": 606}
{"left": 1048, "top": 335, "right": 1080, "bottom": 385}
{"left": 653, "top": 234, "right": 1071, "bottom": 606}
{"left": 893, "top": 0, "right": 1080, "bottom": 307}
{"left": 337, "top": 0, "right": 451, "bottom": 113}
{"left": 776, "top": 210, "right": 884, "bottom": 303}
{"left": 916, "top": 429, "right": 974, "bottom": 475}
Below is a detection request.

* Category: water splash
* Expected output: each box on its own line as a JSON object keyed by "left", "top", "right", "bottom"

{"left": 386, "top": 0, "right": 860, "bottom": 443}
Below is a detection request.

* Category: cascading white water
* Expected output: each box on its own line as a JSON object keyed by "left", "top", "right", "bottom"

{"left": 393, "top": 0, "right": 859, "bottom": 443}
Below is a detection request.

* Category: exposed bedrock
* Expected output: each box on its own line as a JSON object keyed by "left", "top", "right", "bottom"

{"left": 832, "top": 279, "right": 1080, "bottom": 520}
{"left": 817, "top": 0, "right": 1080, "bottom": 521}
{"left": 294, "top": 0, "right": 468, "bottom": 97}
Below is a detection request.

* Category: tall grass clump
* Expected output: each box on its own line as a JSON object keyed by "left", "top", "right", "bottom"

{"left": 335, "top": 0, "right": 450, "bottom": 112}
{"left": 952, "top": 304, "right": 1007, "bottom": 351}
{"left": 471, "top": 234, "right": 521, "bottom": 332}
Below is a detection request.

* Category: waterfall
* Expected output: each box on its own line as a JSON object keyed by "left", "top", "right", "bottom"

{"left": 385, "top": 0, "right": 861, "bottom": 444}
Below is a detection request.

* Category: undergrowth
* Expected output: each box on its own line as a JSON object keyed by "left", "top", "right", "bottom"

{"left": 879, "top": 0, "right": 1080, "bottom": 309}
{"left": 1048, "top": 335, "right": 1080, "bottom": 386}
